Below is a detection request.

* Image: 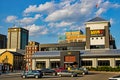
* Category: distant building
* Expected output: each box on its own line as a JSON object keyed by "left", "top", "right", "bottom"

{"left": 7, "top": 27, "right": 29, "bottom": 50}
{"left": 0, "top": 34, "right": 7, "bottom": 49}
{"left": 25, "top": 41, "right": 39, "bottom": 70}
{"left": 58, "top": 30, "right": 86, "bottom": 43}
{"left": 66, "top": 30, "right": 86, "bottom": 43}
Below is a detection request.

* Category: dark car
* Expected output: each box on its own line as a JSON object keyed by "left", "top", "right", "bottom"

{"left": 40, "top": 68, "right": 57, "bottom": 76}
{"left": 21, "top": 70, "right": 43, "bottom": 79}
{"left": 57, "top": 70, "right": 77, "bottom": 77}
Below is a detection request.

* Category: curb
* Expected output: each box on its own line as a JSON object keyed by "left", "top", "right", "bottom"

{"left": 89, "top": 71, "right": 120, "bottom": 74}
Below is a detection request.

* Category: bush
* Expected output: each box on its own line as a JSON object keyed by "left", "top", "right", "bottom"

{"left": 88, "top": 66, "right": 120, "bottom": 72}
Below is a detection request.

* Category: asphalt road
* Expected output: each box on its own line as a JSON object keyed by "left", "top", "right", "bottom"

{"left": 0, "top": 71, "right": 119, "bottom": 80}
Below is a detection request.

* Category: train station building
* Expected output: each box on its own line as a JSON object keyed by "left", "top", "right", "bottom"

{"left": 31, "top": 17, "right": 120, "bottom": 70}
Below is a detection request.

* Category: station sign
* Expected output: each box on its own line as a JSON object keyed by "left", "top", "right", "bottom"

{"left": 90, "top": 29, "right": 105, "bottom": 37}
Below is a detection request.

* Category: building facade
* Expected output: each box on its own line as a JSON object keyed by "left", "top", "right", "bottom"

{"left": 0, "top": 51, "right": 24, "bottom": 72}
{"left": 85, "top": 17, "right": 116, "bottom": 50}
{"left": 25, "top": 41, "right": 39, "bottom": 70}
{"left": 0, "top": 34, "right": 7, "bottom": 49}
{"left": 7, "top": 27, "right": 29, "bottom": 50}
{"left": 32, "top": 17, "right": 118, "bottom": 70}
{"left": 32, "top": 49, "right": 120, "bottom": 70}
{"left": 39, "top": 42, "right": 85, "bottom": 51}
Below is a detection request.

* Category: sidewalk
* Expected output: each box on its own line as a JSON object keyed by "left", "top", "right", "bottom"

{"left": 1, "top": 70, "right": 22, "bottom": 76}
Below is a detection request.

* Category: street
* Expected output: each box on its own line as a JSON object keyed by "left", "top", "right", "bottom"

{"left": 0, "top": 71, "right": 120, "bottom": 80}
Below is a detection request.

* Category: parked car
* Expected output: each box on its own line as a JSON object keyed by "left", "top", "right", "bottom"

{"left": 69, "top": 67, "right": 88, "bottom": 75}
{"left": 54, "top": 67, "right": 65, "bottom": 72}
{"left": 109, "top": 75, "right": 120, "bottom": 80}
{"left": 57, "top": 70, "right": 77, "bottom": 77}
{"left": 40, "top": 68, "right": 57, "bottom": 76}
{"left": 21, "top": 70, "right": 43, "bottom": 79}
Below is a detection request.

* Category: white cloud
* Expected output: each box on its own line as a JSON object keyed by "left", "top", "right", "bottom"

{"left": 48, "top": 21, "right": 74, "bottom": 28}
{"left": 19, "top": 14, "right": 41, "bottom": 25}
{"left": 6, "top": 0, "right": 120, "bottom": 37}
{"left": 24, "top": 24, "right": 48, "bottom": 36}
{"left": 45, "top": 0, "right": 98, "bottom": 22}
{"left": 6, "top": 15, "right": 17, "bottom": 23}
{"left": 96, "top": 0, "right": 120, "bottom": 16}
{"left": 24, "top": 2, "right": 56, "bottom": 14}
{"left": 96, "top": 8, "right": 106, "bottom": 16}
{"left": 110, "top": 18, "right": 114, "bottom": 24}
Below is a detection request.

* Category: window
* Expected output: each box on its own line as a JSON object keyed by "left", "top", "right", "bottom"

{"left": 115, "top": 60, "right": 120, "bottom": 66}
{"left": 36, "top": 61, "right": 46, "bottom": 69}
{"left": 50, "top": 61, "right": 60, "bottom": 68}
{"left": 98, "top": 60, "right": 110, "bottom": 66}
{"left": 81, "top": 60, "right": 92, "bottom": 66}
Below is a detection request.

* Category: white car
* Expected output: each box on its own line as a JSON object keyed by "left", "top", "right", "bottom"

{"left": 109, "top": 75, "right": 120, "bottom": 80}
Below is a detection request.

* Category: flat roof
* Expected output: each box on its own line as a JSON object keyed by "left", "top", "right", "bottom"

{"left": 32, "top": 51, "right": 60, "bottom": 58}
{"left": 32, "top": 49, "right": 120, "bottom": 58}
{"left": 81, "top": 49, "right": 120, "bottom": 57}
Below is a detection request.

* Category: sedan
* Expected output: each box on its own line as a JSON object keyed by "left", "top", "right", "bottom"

{"left": 57, "top": 70, "right": 77, "bottom": 77}
{"left": 40, "top": 68, "right": 57, "bottom": 76}
{"left": 69, "top": 67, "right": 88, "bottom": 75}
{"left": 21, "top": 70, "right": 43, "bottom": 79}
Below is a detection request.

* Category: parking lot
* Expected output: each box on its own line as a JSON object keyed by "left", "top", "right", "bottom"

{"left": 0, "top": 71, "right": 120, "bottom": 80}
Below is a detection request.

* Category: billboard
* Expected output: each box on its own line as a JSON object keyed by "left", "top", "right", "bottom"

{"left": 65, "top": 56, "right": 76, "bottom": 62}
{"left": 90, "top": 29, "right": 105, "bottom": 37}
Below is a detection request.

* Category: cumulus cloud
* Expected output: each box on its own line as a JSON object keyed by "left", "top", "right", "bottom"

{"left": 19, "top": 14, "right": 41, "bottom": 25}
{"left": 23, "top": 0, "right": 120, "bottom": 25}
{"left": 6, "top": 0, "right": 120, "bottom": 37}
{"left": 24, "top": 24, "right": 48, "bottom": 36}
{"left": 96, "top": 0, "right": 120, "bottom": 16}
{"left": 48, "top": 21, "right": 74, "bottom": 28}
{"left": 45, "top": 0, "right": 98, "bottom": 22}
{"left": 6, "top": 15, "right": 17, "bottom": 23}
{"left": 24, "top": 2, "right": 56, "bottom": 14}
{"left": 110, "top": 18, "right": 114, "bottom": 24}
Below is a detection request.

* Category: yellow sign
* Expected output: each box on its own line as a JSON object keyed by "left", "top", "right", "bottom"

{"left": 90, "top": 30, "right": 105, "bottom": 36}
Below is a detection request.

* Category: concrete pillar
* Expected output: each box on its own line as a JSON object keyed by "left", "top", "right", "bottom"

{"left": 105, "top": 26, "right": 110, "bottom": 49}
{"left": 86, "top": 27, "right": 90, "bottom": 50}
{"left": 110, "top": 58, "right": 115, "bottom": 68}
{"left": 32, "top": 59, "right": 36, "bottom": 70}
{"left": 93, "top": 58, "right": 97, "bottom": 68}
{"left": 46, "top": 59, "right": 50, "bottom": 68}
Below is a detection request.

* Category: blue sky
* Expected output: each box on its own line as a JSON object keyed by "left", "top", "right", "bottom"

{"left": 0, "top": 0, "right": 120, "bottom": 49}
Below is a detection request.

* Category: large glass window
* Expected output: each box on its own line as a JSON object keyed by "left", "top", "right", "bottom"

{"left": 98, "top": 60, "right": 110, "bottom": 66}
{"left": 36, "top": 61, "right": 46, "bottom": 69}
{"left": 50, "top": 61, "right": 60, "bottom": 68}
{"left": 81, "top": 60, "right": 92, "bottom": 66}
{"left": 115, "top": 60, "right": 120, "bottom": 66}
